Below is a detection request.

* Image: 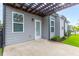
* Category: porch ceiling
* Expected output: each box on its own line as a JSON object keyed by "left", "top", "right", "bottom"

{"left": 4, "top": 3, "right": 78, "bottom": 17}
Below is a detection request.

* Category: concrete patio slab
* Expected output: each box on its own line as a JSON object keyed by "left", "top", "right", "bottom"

{"left": 3, "top": 39, "right": 79, "bottom": 56}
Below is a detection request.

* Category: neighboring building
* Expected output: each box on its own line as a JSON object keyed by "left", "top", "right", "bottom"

{"left": 65, "top": 20, "right": 69, "bottom": 32}
{"left": 60, "top": 16, "right": 69, "bottom": 33}
{"left": 68, "top": 25, "right": 73, "bottom": 31}
{"left": 59, "top": 16, "right": 65, "bottom": 37}
{"left": 3, "top": 3, "right": 69, "bottom": 46}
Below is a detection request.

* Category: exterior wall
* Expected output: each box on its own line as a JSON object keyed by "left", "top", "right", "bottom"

{"left": 4, "top": 5, "right": 66, "bottom": 45}
{"left": 60, "top": 17, "right": 64, "bottom": 37}
{"left": 42, "top": 16, "right": 49, "bottom": 39}
{"left": 5, "top": 6, "right": 42, "bottom": 45}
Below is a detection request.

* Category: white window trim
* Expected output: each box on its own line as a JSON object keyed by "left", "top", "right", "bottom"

{"left": 50, "top": 16, "right": 55, "bottom": 33}
{"left": 12, "top": 12, "right": 24, "bottom": 33}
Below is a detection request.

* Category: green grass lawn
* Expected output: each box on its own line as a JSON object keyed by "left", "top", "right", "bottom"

{"left": 63, "top": 34, "right": 79, "bottom": 47}
{"left": 0, "top": 48, "right": 3, "bottom": 56}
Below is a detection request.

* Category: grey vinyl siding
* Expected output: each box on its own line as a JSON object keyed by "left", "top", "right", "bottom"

{"left": 5, "top": 6, "right": 42, "bottom": 45}
{"left": 5, "top": 5, "right": 65, "bottom": 45}
{"left": 42, "top": 16, "right": 49, "bottom": 39}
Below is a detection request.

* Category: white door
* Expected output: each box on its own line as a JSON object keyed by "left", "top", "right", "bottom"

{"left": 35, "top": 20, "right": 41, "bottom": 39}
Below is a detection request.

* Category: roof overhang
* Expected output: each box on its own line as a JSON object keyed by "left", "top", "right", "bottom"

{"left": 4, "top": 3, "right": 78, "bottom": 17}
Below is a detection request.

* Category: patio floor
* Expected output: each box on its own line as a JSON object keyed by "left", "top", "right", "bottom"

{"left": 3, "top": 39, "right": 79, "bottom": 56}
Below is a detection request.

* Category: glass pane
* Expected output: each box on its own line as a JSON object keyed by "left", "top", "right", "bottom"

{"left": 36, "top": 22, "right": 40, "bottom": 36}
{"left": 18, "top": 15, "right": 23, "bottom": 22}
{"left": 13, "top": 23, "right": 23, "bottom": 32}
{"left": 13, "top": 13, "right": 18, "bottom": 19}
{"left": 51, "top": 21, "right": 54, "bottom": 26}
{"left": 51, "top": 27, "right": 54, "bottom": 32}
{"left": 13, "top": 13, "right": 23, "bottom": 22}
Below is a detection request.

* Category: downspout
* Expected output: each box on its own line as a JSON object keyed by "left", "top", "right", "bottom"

{"left": 3, "top": 3, "right": 6, "bottom": 47}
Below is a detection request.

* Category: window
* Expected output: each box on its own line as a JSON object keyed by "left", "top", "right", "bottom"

{"left": 50, "top": 19, "right": 55, "bottom": 32}
{"left": 12, "top": 12, "right": 24, "bottom": 32}
{"left": 51, "top": 21, "right": 54, "bottom": 26}
{"left": 51, "top": 27, "right": 54, "bottom": 32}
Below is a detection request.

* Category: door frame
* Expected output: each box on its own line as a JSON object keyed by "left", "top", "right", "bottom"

{"left": 35, "top": 19, "right": 42, "bottom": 40}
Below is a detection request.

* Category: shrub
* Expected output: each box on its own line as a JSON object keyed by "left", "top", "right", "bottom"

{"left": 60, "top": 36, "right": 67, "bottom": 41}
{"left": 51, "top": 36, "right": 60, "bottom": 41}
{"left": 68, "top": 30, "right": 71, "bottom": 37}
{"left": 62, "top": 36, "right": 66, "bottom": 39}
{"left": 64, "top": 32, "right": 68, "bottom": 36}
{"left": 64, "top": 30, "right": 71, "bottom": 37}
{"left": 51, "top": 36, "right": 68, "bottom": 42}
